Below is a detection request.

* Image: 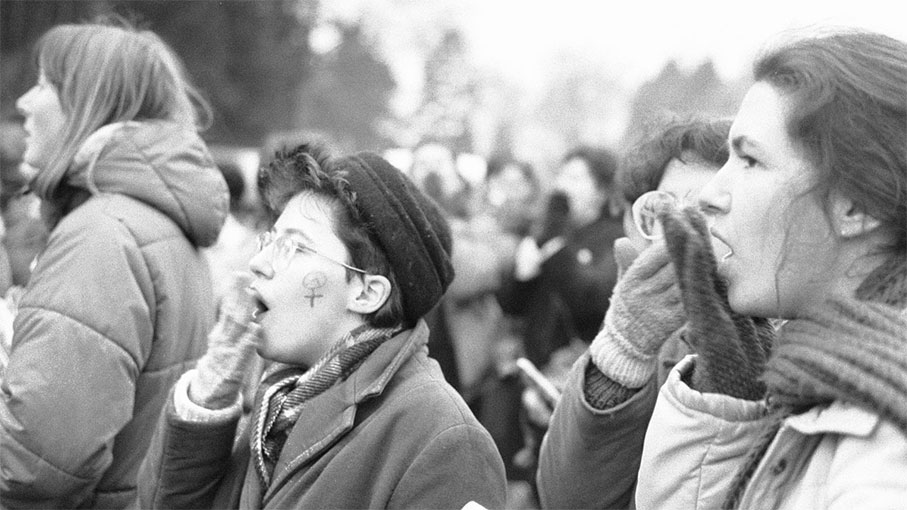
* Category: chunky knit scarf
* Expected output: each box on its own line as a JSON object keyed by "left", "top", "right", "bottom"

{"left": 723, "top": 257, "right": 907, "bottom": 509}
{"left": 251, "top": 325, "right": 399, "bottom": 487}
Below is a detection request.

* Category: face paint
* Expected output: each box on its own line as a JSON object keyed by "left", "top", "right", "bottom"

{"left": 249, "top": 192, "right": 366, "bottom": 366}
{"left": 303, "top": 271, "right": 327, "bottom": 307}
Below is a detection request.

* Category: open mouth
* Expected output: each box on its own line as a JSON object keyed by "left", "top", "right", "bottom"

{"left": 251, "top": 298, "right": 268, "bottom": 321}
{"left": 709, "top": 229, "right": 734, "bottom": 262}
{"left": 248, "top": 287, "right": 269, "bottom": 322}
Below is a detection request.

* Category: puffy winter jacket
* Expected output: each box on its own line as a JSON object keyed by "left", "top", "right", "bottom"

{"left": 0, "top": 121, "right": 228, "bottom": 509}
{"left": 637, "top": 355, "right": 907, "bottom": 510}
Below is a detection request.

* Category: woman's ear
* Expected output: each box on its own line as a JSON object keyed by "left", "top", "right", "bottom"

{"left": 832, "top": 192, "right": 881, "bottom": 239}
{"left": 347, "top": 274, "right": 392, "bottom": 315}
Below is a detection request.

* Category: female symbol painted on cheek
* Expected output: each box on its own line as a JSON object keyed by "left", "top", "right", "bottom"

{"left": 302, "top": 272, "right": 327, "bottom": 307}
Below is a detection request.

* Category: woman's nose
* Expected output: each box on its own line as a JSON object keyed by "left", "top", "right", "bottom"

{"left": 15, "top": 89, "right": 33, "bottom": 116}
{"left": 697, "top": 168, "right": 731, "bottom": 217}
{"left": 248, "top": 247, "right": 274, "bottom": 279}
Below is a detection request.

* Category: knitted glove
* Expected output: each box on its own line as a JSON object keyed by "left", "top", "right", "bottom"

{"left": 589, "top": 237, "right": 685, "bottom": 388}
{"left": 661, "top": 206, "right": 774, "bottom": 400}
{"left": 189, "top": 272, "right": 263, "bottom": 409}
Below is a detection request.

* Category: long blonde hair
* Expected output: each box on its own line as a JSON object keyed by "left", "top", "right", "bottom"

{"left": 32, "top": 17, "right": 211, "bottom": 201}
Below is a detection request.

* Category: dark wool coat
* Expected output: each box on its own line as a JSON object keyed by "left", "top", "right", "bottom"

{"left": 497, "top": 213, "right": 625, "bottom": 367}
{"left": 0, "top": 121, "right": 227, "bottom": 509}
{"left": 138, "top": 320, "right": 507, "bottom": 509}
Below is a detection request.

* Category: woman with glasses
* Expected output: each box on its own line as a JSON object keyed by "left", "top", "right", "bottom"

{"left": 0, "top": 18, "right": 227, "bottom": 509}
{"left": 137, "top": 143, "right": 506, "bottom": 509}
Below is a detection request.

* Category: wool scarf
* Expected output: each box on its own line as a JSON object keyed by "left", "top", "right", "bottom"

{"left": 723, "top": 257, "right": 907, "bottom": 509}
{"left": 251, "top": 325, "right": 400, "bottom": 487}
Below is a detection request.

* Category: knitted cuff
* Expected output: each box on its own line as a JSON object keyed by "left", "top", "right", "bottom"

{"left": 589, "top": 311, "right": 657, "bottom": 388}
{"left": 191, "top": 319, "right": 260, "bottom": 408}
{"left": 583, "top": 361, "right": 640, "bottom": 410}
{"left": 175, "top": 369, "right": 243, "bottom": 422}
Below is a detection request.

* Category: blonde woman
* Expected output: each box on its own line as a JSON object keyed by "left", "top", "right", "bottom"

{"left": 0, "top": 18, "right": 228, "bottom": 509}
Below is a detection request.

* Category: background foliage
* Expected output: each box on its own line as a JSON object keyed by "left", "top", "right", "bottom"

{"left": 1, "top": 0, "right": 745, "bottom": 171}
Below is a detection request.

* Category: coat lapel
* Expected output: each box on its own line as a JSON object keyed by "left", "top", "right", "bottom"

{"left": 262, "top": 320, "right": 430, "bottom": 503}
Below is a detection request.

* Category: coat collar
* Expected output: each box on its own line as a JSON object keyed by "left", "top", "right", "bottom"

{"left": 784, "top": 400, "right": 880, "bottom": 437}
{"left": 262, "top": 320, "right": 430, "bottom": 502}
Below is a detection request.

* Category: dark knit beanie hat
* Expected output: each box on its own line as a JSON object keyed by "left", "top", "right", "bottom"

{"left": 338, "top": 152, "right": 455, "bottom": 324}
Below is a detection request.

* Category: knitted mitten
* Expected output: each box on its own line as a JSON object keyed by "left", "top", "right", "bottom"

{"left": 190, "top": 272, "right": 263, "bottom": 409}
{"left": 661, "top": 206, "right": 774, "bottom": 400}
{"left": 589, "top": 237, "right": 685, "bottom": 388}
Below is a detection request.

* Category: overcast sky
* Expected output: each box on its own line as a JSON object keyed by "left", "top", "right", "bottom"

{"left": 463, "top": 0, "right": 907, "bottom": 86}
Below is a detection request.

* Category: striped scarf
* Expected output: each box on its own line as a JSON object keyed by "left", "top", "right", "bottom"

{"left": 723, "top": 257, "right": 907, "bottom": 509}
{"left": 251, "top": 325, "right": 399, "bottom": 487}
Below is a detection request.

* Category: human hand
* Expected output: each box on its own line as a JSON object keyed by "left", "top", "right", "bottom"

{"left": 661, "top": 206, "right": 774, "bottom": 400}
{"left": 189, "top": 272, "right": 263, "bottom": 409}
{"left": 514, "top": 236, "right": 543, "bottom": 281}
{"left": 522, "top": 386, "right": 554, "bottom": 427}
{"left": 589, "top": 236, "right": 684, "bottom": 388}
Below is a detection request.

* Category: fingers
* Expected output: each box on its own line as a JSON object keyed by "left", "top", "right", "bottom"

{"left": 227, "top": 271, "right": 254, "bottom": 292}
{"left": 220, "top": 271, "right": 257, "bottom": 321}
{"left": 514, "top": 237, "right": 543, "bottom": 281}
{"left": 613, "top": 237, "right": 640, "bottom": 275}
{"left": 681, "top": 205, "right": 712, "bottom": 243}
{"left": 661, "top": 210, "right": 726, "bottom": 320}
{"left": 622, "top": 240, "right": 673, "bottom": 281}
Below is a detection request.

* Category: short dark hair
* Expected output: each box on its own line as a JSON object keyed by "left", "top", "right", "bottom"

{"left": 257, "top": 142, "right": 405, "bottom": 328}
{"left": 562, "top": 146, "right": 618, "bottom": 191}
{"left": 619, "top": 115, "right": 731, "bottom": 204}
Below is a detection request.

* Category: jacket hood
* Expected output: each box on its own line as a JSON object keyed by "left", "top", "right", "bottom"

{"left": 67, "top": 121, "right": 228, "bottom": 247}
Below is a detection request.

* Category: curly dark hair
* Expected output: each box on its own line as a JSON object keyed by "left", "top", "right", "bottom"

{"left": 257, "top": 141, "right": 405, "bottom": 328}
{"left": 618, "top": 115, "right": 731, "bottom": 204}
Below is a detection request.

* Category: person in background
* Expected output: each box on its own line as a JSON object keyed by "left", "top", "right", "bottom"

{"left": 0, "top": 121, "right": 42, "bottom": 381}
{"left": 409, "top": 142, "right": 472, "bottom": 220}
{"left": 0, "top": 18, "right": 227, "bottom": 509}
{"left": 499, "top": 146, "right": 624, "bottom": 370}
{"left": 479, "top": 156, "right": 540, "bottom": 240}
{"left": 408, "top": 142, "right": 513, "bottom": 411}
{"left": 138, "top": 143, "right": 506, "bottom": 509}
{"left": 0, "top": 121, "right": 47, "bottom": 291}
{"left": 495, "top": 145, "right": 624, "bottom": 494}
{"left": 536, "top": 115, "right": 731, "bottom": 509}
{"left": 466, "top": 155, "right": 543, "bottom": 507}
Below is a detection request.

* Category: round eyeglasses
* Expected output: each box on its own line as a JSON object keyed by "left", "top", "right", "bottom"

{"left": 256, "top": 230, "right": 368, "bottom": 275}
{"left": 631, "top": 190, "right": 708, "bottom": 240}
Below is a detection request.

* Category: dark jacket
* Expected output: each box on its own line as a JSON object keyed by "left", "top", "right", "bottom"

{"left": 537, "top": 331, "right": 691, "bottom": 510}
{"left": 0, "top": 121, "right": 227, "bottom": 509}
{"left": 498, "top": 214, "right": 624, "bottom": 367}
{"left": 138, "top": 320, "right": 507, "bottom": 509}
